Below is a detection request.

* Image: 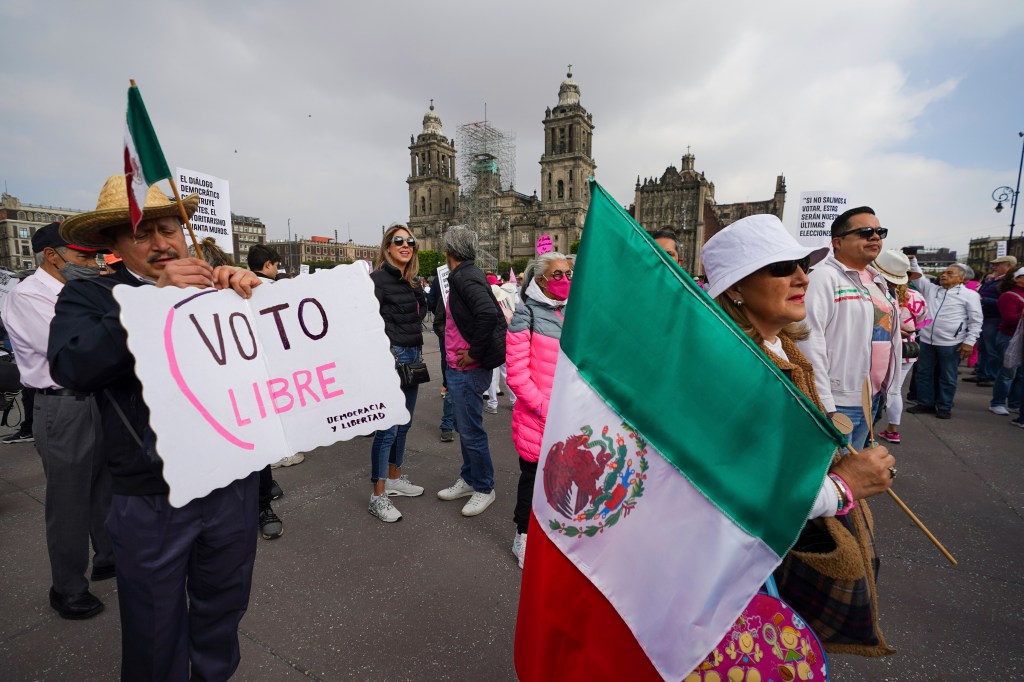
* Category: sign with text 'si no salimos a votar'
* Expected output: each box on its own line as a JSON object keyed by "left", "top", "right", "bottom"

{"left": 114, "top": 265, "right": 409, "bottom": 506}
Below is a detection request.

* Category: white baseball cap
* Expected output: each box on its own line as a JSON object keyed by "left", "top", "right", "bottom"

{"left": 702, "top": 214, "right": 829, "bottom": 298}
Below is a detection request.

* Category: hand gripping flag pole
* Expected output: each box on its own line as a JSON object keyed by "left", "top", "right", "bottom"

{"left": 125, "top": 80, "right": 204, "bottom": 260}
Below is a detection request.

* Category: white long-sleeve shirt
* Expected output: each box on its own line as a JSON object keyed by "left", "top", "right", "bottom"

{"left": 909, "top": 260, "right": 983, "bottom": 347}
{"left": 0, "top": 268, "right": 63, "bottom": 390}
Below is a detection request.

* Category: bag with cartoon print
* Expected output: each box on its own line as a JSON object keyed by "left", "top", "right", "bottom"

{"left": 687, "top": 577, "right": 828, "bottom": 682}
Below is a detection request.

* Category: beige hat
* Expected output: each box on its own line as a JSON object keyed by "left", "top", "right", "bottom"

{"left": 990, "top": 255, "right": 1018, "bottom": 266}
{"left": 701, "top": 214, "right": 829, "bottom": 298}
{"left": 60, "top": 175, "right": 199, "bottom": 249}
{"left": 873, "top": 249, "right": 921, "bottom": 285}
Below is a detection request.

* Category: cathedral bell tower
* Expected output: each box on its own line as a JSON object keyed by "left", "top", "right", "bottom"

{"left": 408, "top": 101, "right": 459, "bottom": 251}
{"left": 538, "top": 68, "right": 596, "bottom": 252}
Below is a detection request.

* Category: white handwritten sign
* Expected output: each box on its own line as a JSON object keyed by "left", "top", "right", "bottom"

{"left": 436, "top": 264, "right": 450, "bottom": 305}
{"left": 176, "top": 168, "right": 233, "bottom": 257}
{"left": 114, "top": 264, "right": 408, "bottom": 506}
{"left": 797, "top": 191, "right": 848, "bottom": 249}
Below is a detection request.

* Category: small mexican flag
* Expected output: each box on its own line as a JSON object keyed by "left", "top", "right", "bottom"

{"left": 123, "top": 83, "right": 172, "bottom": 232}
{"left": 514, "top": 180, "right": 843, "bottom": 680}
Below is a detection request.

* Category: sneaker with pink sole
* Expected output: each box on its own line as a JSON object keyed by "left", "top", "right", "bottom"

{"left": 878, "top": 430, "right": 901, "bottom": 444}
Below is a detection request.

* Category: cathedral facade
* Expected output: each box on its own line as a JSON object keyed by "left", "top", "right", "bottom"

{"left": 407, "top": 72, "right": 784, "bottom": 274}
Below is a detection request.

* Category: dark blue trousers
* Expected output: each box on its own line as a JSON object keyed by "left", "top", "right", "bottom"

{"left": 108, "top": 472, "right": 259, "bottom": 682}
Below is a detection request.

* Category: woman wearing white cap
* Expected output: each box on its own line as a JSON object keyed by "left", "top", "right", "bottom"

{"left": 872, "top": 250, "right": 928, "bottom": 444}
{"left": 702, "top": 214, "right": 898, "bottom": 656}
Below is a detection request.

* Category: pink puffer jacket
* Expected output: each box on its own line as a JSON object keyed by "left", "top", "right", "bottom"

{"left": 506, "top": 299, "right": 564, "bottom": 462}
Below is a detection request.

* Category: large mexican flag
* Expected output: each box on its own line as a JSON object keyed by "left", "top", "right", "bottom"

{"left": 123, "top": 83, "right": 172, "bottom": 232}
{"left": 514, "top": 180, "right": 843, "bottom": 680}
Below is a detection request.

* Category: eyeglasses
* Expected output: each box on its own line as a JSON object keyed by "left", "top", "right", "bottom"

{"left": 544, "top": 269, "right": 573, "bottom": 281}
{"left": 391, "top": 236, "right": 416, "bottom": 247}
{"left": 764, "top": 256, "right": 811, "bottom": 277}
{"left": 836, "top": 227, "right": 888, "bottom": 239}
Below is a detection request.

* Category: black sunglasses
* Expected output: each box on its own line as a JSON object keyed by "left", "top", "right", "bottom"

{"left": 837, "top": 226, "right": 888, "bottom": 239}
{"left": 545, "top": 269, "right": 573, "bottom": 281}
{"left": 391, "top": 235, "right": 416, "bottom": 247}
{"left": 765, "top": 256, "right": 812, "bottom": 277}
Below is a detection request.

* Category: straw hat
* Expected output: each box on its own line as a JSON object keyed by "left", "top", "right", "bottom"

{"left": 60, "top": 175, "right": 199, "bottom": 249}
{"left": 872, "top": 249, "right": 920, "bottom": 285}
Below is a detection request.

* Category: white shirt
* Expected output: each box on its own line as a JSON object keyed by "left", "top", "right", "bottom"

{"left": 763, "top": 336, "right": 839, "bottom": 519}
{"left": 0, "top": 268, "right": 64, "bottom": 390}
{"left": 909, "top": 260, "right": 983, "bottom": 346}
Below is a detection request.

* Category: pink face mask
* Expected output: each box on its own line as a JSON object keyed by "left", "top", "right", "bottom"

{"left": 545, "top": 277, "right": 571, "bottom": 300}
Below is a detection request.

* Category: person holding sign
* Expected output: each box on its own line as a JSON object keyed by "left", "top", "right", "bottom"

{"left": 367, "top": 225, "right": 427, "bottom": 522}
{"left": 47, "top": 175, "right": 263, "bottom": 681}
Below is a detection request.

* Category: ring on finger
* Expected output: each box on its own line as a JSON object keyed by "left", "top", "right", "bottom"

{"left": 888, "top": 466, "right": 897, "bottom": 479}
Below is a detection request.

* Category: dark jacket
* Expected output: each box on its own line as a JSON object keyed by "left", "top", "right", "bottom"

{"left": 47, "top": 268, "right": 166, "bottom": 496}
{"left": 978, "top": 275, "right": 1003, "bottom": 319}
{"left": 370, "top": 262, "right": 426, "bottom": 348}
{"left": 447, "top": 260, "right": 506, "bottom": 370}
{"left": 426, "top": 278, "right": 446, "bottom": 334}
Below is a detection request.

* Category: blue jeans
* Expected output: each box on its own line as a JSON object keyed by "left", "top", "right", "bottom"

{"left": 916, "top": 342, "right": 961, "bottom": 412}
{"left": 370, "top": 345, "right": 421, "bottom": 482}
{"left": 447, "top": 366, "right": 494, "bottom": 493}
{"left": 991, "top": 332, "right": 1023, "bottom": 409}
{"left": 435, "top": 331, "right": 455, "bottom": 430}
{"left": 977, "top": 318, "right": 1001, "bottom": 381}
{"left": 835, "top": 391, "right": 885, "bottom": 451}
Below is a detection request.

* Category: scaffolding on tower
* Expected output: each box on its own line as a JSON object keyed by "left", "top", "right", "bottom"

{"left": 455, "top": 119, "right": 516, "bottom": 272}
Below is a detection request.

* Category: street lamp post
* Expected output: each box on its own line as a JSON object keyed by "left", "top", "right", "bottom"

{"left": 992, "top": 131, "right": 1024, "bottom": 243}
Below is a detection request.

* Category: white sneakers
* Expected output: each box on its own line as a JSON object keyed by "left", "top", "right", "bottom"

{"left": 512, "top": 532, "right": 527, "bottom": 569}
{"left": 461, "top": 491, "right": 495, "bottom": 517}
{"left": 385, "top": 475, "right": 424, "bottom": 497}
{"left": 271, "top": 453, "right": 305, "bottom": 468}
{"left": 368, "top": 495, "right": 402, "bottom": 523}
{"left": 436, "top": 477, "right": 475, "bottom": 501}
{"left": 436, "top": 478, "right": 495, "bottom": 516}
{"left": 990, "top": 405, "right": 1010, "bottom": 416}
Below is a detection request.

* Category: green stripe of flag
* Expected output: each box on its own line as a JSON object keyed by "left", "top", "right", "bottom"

{"left": 561, "top": 180, "right": 843, "bottom": 556}
{"left": 126, "top": 86, "right": 172, "bottom": 183}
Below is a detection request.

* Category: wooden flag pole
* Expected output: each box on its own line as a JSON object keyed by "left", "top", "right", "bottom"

{"left": 858, "top": 378, "right": 957, "bottom": 566}
{"left": 168, "top": 179, "right": 205, "bottom": 261}
{"left": 128, "top": 79, "right": 205, "bottom": 262}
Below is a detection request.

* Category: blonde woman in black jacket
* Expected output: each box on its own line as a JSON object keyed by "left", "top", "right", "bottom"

{"left": 367, "top": 225, "right": 426, "bottom": 523}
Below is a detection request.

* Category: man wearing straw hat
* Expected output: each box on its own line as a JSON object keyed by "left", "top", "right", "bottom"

{"left": 48, "top": 175, "right": 262, "bottom": 681}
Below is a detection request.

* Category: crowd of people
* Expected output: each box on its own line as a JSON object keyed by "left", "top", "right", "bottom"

{"left": 0, "top": 171, "right": 1020, "bottom": 679}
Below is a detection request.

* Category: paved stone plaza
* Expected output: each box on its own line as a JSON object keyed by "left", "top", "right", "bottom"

{"left": 1, "top": 345, "right": 1021, "bottom": 680}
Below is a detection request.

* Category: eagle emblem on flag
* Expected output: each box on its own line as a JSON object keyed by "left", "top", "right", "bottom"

{"left": 543, "top": 423, "right": 648, "bottom": 538}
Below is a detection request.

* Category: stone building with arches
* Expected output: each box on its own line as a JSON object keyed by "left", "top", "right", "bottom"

{"left": 407, "top": 70, "right": 785, "bottom": 274}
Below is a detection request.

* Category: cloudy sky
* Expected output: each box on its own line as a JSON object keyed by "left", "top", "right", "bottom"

{"left": 2, "top": 1, "right": 1022, "bottom": 256}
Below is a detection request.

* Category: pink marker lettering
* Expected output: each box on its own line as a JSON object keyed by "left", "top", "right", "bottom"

{"left": 228, "top": 388, "right": 251, "bottom": 426}
{"left": 267, "top": 377, "right": 295, "bottom": 414}
{"left": 316, "top": 362, "right": 345, "bottom": 399}
{"left": 293, "top": 370, "right": 320, "bottom": 407}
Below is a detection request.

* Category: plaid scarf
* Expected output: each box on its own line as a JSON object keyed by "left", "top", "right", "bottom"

{"left": 766, "top": 334, "right": 896, "bottom": 657}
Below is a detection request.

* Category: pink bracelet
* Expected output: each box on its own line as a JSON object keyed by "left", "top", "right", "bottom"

{"left": 828, "top": 472, "right": 858, "bottom": 516}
